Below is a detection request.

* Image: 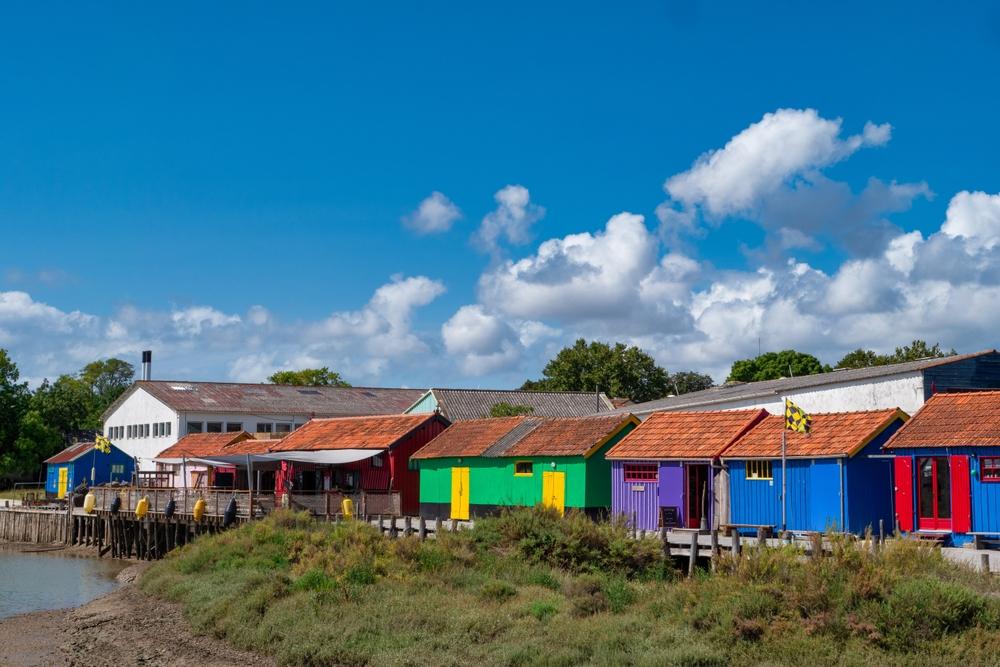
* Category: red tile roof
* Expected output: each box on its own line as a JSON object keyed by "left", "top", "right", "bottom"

{"left": 268, "top": 414, "right": 439, "bottom": 452}
{"left": 506, "top": 415, "right": 638, "bottom": 457}
{"left": 411, "top": 417, "right": 526, "bottom": 459}
{"left": 724, "top": 409, "right": 907, "bottom": 458}
{"left": 606, "top": 410, "right": 768, "bottom": 460}
{"left": 156, "top": 432, "right": 255, "bottom": 459}
{"left": 883, "top": 391, "right": 1000, "bottom": 449}
{"left": 45, "top": 441, "right": 98, "bottom": 464}
{"left": 412, "top": 414, "right": 638, "bottom": 459}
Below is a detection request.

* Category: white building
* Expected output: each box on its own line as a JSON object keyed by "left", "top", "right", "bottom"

{"left": 102, "top": 380, "right": 426, "bottom": 471}
{"left": 621, "top": 350, "right": 1000, "bottom": 418}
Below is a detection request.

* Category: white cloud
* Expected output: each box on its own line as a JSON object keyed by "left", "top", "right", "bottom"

{"left": 665, "top": 108, "right": 891, "bottom": 217}
{"left": 402, "top": 191, "right": 462, "bottom": 234}
{"left": 441, "top": 305, "right": 522, "bottom": 375}
{"left": 473, "top": 185, "right": 545, "bottom": 254}
{"left": 941, "top": 191, "right": 1000, "bottom": 252}
{"left": 171, "top": 306, "right": 242, "bottom": 336}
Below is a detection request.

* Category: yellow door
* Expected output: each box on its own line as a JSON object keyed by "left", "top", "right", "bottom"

{"left": 450, "top": 467, "right": 470, "bottom": 520}
{"left": 57, "top": 467, "right": 68, "bottom": 498}
{"left": 542, "top": 471, "right": 565, "bottom": 515}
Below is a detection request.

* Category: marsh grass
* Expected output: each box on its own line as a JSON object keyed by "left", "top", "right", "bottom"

{"left": 142, "top": 509, "right": 1000, "bottom": 666}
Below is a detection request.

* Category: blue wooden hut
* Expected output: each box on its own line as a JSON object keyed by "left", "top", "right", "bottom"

{"left": 44, "top": 441, "right": 134, "bottom": 498}
{"left": 721, "top": 409, "right": 908, "bottom": 535}
{"left": 883, "top": 391, "right": 1000, "bottom": 546}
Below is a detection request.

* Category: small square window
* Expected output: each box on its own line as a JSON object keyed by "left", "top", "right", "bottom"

{"left": 514, "top": 461, "right": 533, "bottom": 476}
{"left": 372, "top": 454, "right": 384, "bottom": 468}
{"left": 154, "top": 423, "right": 161, "bottom": 437}
{"left": 144, "top": 424, "right": 150, "bottom": 437}
{"left": 164, "top": 422, "right": 171, "bottom": 436}
{"left": 206, "top": 422, "right": 223, "bottom": 433}
{"left": 275, "top": 423, "right": 292, "bottom": 433}
{"left": 187, "top": 422, "right": 203, "bottom": 434}
{"left": 746, "top": 460, "right": 773, "bottom": 480}
{"left": 408, "top": 458, "right": 418, "bottom": 471}
{"left": 256, "top": 423, "right": 273, "bottom": 433}
{"left": 982, "top": 457, "right": 1000, "bottom": 482}
{"left": 226, "top": 422, "right": 243, "bottom": 433}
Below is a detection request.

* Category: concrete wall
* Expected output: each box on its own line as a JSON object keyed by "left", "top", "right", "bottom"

{"left": 102, "top": 388, "right": 179, "bottom": 469}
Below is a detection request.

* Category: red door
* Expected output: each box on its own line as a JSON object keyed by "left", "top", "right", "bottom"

{"left": 893, "top": 457, "right": 914, "bottom": 532}
{"left": 917, "top": 457, "right": 952, "bottom": 531}
{"left": 950, "top": 455, "right": 972, "bottom": 534}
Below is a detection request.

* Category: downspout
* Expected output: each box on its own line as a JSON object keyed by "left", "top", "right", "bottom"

{"left": 839, "top": 457, "right": 845, "bottom": 532}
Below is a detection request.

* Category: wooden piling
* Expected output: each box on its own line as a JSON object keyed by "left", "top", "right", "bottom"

{"left": 732, "top": 530, "right": 741, "bottom": 557}
{"left": 688, "top": 531, "right": 698, "bottom": 577}
{"left": 981, "top": 553, "right": 991, "bottom": 574}
{"left": 418, "top": 516, "right": 426, "bottom": 540}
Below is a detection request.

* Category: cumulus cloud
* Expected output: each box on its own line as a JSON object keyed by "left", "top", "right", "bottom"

{"left": 441, "top": 305, "right": 522, "bottom": 375}
{"left": 659, "top": 108, "right": 928, "bottom": 259}
{"left": 941, "top": 191, "right": 1000, "bottom": 252}
{"left": 0, "top": 275, "right": 447, "bottom": 387}
{"left": 402, "top": 191, "right": 462, "bottom": 234}
{"left": 473, "top": 185, "right": 546, "bottom": 254}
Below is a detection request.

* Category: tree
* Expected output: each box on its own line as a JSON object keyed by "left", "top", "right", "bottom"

{"left": 5, "top": 410, "right": 62, "bottom": 474}
{"left": 835, "top": 340, "right": 956, "bottom": 369}
{"left": 668, "top": 371, "right": 714, "bottom": 395}
{"left": 490, "top": 402, "right": 535, "bottom": 417}
{"left": 521, "top": 339, "right": 671, "bottom": 403}
{"left": 835, "top": 349, "right": 884, "bottom": 369}
{"left": 268, "top": 367, "right": 352, "bottom": 387}
{"left": 0, "top": 350, "right": 31, "bottom": 473}
{"left": 80, "top": 358, "right": 134, "bottom": 409}
{"left": 727, "top": 350, "right": 828, "bottom": 383}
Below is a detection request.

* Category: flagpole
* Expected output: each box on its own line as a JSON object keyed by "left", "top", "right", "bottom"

{"left": 781, "top": 400, "right": 787, "bottom": 533}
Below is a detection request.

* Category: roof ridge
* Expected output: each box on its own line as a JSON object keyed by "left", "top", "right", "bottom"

{"left": 139, "top": 380, "right": 422, "bottom": 391}
{"left": 431, "top": 387, "right": 611, "bottom": 396}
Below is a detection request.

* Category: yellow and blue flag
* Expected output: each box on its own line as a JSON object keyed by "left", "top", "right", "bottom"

{"left": 94, "top": 435, "right": 112, "bottom": 454}
{"left": 784, "top": 399, "right": 811, "bottom": 434}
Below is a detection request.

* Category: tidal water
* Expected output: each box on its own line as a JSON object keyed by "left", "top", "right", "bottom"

{"left": 0, "top": 550, "right": 125, "bottom": 619}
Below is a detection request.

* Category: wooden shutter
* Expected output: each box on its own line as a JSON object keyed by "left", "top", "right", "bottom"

{"left": 893, "top": 456, "right": 914, "bottom": 532}
{"left": 950, "top": 455, "right": 972, "bottom": 534}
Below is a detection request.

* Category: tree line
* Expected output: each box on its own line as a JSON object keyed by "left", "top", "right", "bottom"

{"left": 0, "top": 350, "right": 135, "bottom": 479}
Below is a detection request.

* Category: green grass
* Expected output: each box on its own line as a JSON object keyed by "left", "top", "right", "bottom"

{"left": 142, "top": 509, "right": 1000, "bottom": 666}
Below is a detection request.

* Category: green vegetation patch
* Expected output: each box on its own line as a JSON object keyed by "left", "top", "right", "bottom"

{"left": 142, "top": 508, "right": 1000, "bottom": 666}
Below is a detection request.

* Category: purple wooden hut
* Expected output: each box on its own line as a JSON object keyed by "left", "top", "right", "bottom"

{"left": 605, "top": 409, "right": 768, "bottom": 531}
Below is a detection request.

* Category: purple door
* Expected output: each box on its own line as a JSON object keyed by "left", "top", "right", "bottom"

{"left": 659, "top": 463, "right": 684, "bottom": 526}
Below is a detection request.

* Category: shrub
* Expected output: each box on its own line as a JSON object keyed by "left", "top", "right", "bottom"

{"left": 564, "top": 574, "right": 608, "bottom": 616}
{"left": 880, "top": 577, "right": 995, "bottom": 650}
{"left": 526, "top": 600, "right": 558, "bottom": 622}
{"left": 480, "top": 580, "right": 517, "bottom": 602}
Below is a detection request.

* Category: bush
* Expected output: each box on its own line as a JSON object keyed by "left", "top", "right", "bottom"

{"left": 480, "top": 580, "right": 517, "bottom": 602}
{"left": 880, "top": 577, "right": 996, "bottom": 650}
{"left": 526, "top": 600, "right": 558, "bottom": 622}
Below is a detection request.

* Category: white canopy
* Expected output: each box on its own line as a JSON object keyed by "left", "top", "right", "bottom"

{"left": 154, "top": 449, "right": 381, "bottom": 467}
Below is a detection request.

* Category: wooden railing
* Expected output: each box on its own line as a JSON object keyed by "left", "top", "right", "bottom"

{"left": 89, "top": 487, "right": 275, "bottom": 518}
{"left": 287, "top": 490, "right": 401, "bottom": 518}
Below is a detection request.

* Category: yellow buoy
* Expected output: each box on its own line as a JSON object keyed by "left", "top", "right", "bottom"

{"left": 82, "top": 491, "right": 96, "bottom": 514}
{"left": 341, "top": 497, "right": 354, "bottom": 520}
{"left": 193, "top": 497, "right": 207, "bottom": 522}
{"left": 135, "top": 495, "right": 149, "bottom": 519}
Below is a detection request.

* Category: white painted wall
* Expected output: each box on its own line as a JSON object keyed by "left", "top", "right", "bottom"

{"left": 102, "top": 388, "right": 180, "bottom": 470}
{"left": 647, "top": 372, "right": 925, "bottom": 417}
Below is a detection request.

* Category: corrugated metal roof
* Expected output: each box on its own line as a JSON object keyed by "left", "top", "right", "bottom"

{"left": 45, "top": 441, "right": 98, "bottom": 464}
{"left": 606, "top": 410, "right": 768, "bottom": 460}
{"left": 413, "top": 414, "right": 637, "bottom": 459}
{"left": 619, "top": 350, "right": 1000, "bottom": 415}
{"left": 103, "top": 381, "right": 426, "bottom": 421}
{"left": 724, "top": 409, "right": 907, "bottom": 459}
{"left": 268, "top": 414, "right": 441, "bottom": 452}
{"left": 416, "top": 388, "right": 615, "bottom": 421}
{"left": 884, "top": 391, "right": 1000, "bottom": 449}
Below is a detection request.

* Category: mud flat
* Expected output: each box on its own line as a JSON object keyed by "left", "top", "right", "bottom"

{"left": 0, "top": 563, "right": 274, "bottom": 667}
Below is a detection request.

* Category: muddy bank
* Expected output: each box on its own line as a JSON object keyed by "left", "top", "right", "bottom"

{"left": 0, "top": 563, "right": 274, "bottom": 667}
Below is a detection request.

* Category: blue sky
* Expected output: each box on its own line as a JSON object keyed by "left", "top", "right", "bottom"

{"left": 2, "top": 2, "right": 1000, "bottom": 389}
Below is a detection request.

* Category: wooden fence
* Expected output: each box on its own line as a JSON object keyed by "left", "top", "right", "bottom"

{"left": 89, "top": 487, "right": 274, "bottom": 518}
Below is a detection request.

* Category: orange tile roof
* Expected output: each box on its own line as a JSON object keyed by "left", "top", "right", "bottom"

{"left": 606, "top": 409, "right": 768, "bottom": 460}
{"left": 724, "top": 409, "right": 907, "bottom": 458}
{"left": 45, "top": 441, "right": 99, "bottom": 464}
{"left": 156, "top": 431, "right": 254, "bottom": 459}
{"left": 883, "top": 391, "right": 1000, "bottom": 449}
{"left": 411, "top": 417, "right": 527, "bottom": 459}
{"left": 268, "top": 414, "right": 438, "bottom": 452}
{"left": 505, "top": 415, "right": 638, "bottom": 457}
{"left": 411, "top": 414, "right": 638, "bottom": 459}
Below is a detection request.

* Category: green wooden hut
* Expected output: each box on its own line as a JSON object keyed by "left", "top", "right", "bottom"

{"left": 412, "top": 413, "right": 639, "bottom": 520}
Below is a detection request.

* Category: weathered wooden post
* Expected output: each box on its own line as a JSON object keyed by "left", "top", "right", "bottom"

{"left": 660, "top": 526, "right": 670, "bottom": 558}
{"left": 688, "top": 530, "right": 698, "bottom": 577}
{"left": 404, "top": 516, "right": 413, "bottom": 537}
{"left": 878, "top": 519, "right": 885, "bottom": 549}
{"left": 418, "top": 516, "right": 426, "bottom": 540}
{"left": 732, "top": 529, "right": 741, "bottom": 557}
{"left": 981, "top": 553, "right": 990, "bottom": 574}
{"left": 632, "top": 512, "right": 638, "bottom": 540}
{"left": 756, "top": 526, "right": 766, "bottom": 548}
{"left": 710, "top": 529, "right": 719, "bottom": 559}
{"left": 434, "top": 517, "right": 442, "bottom": 537}
{"left": 810, "top": 533, "right": 822, "bottom": 560}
